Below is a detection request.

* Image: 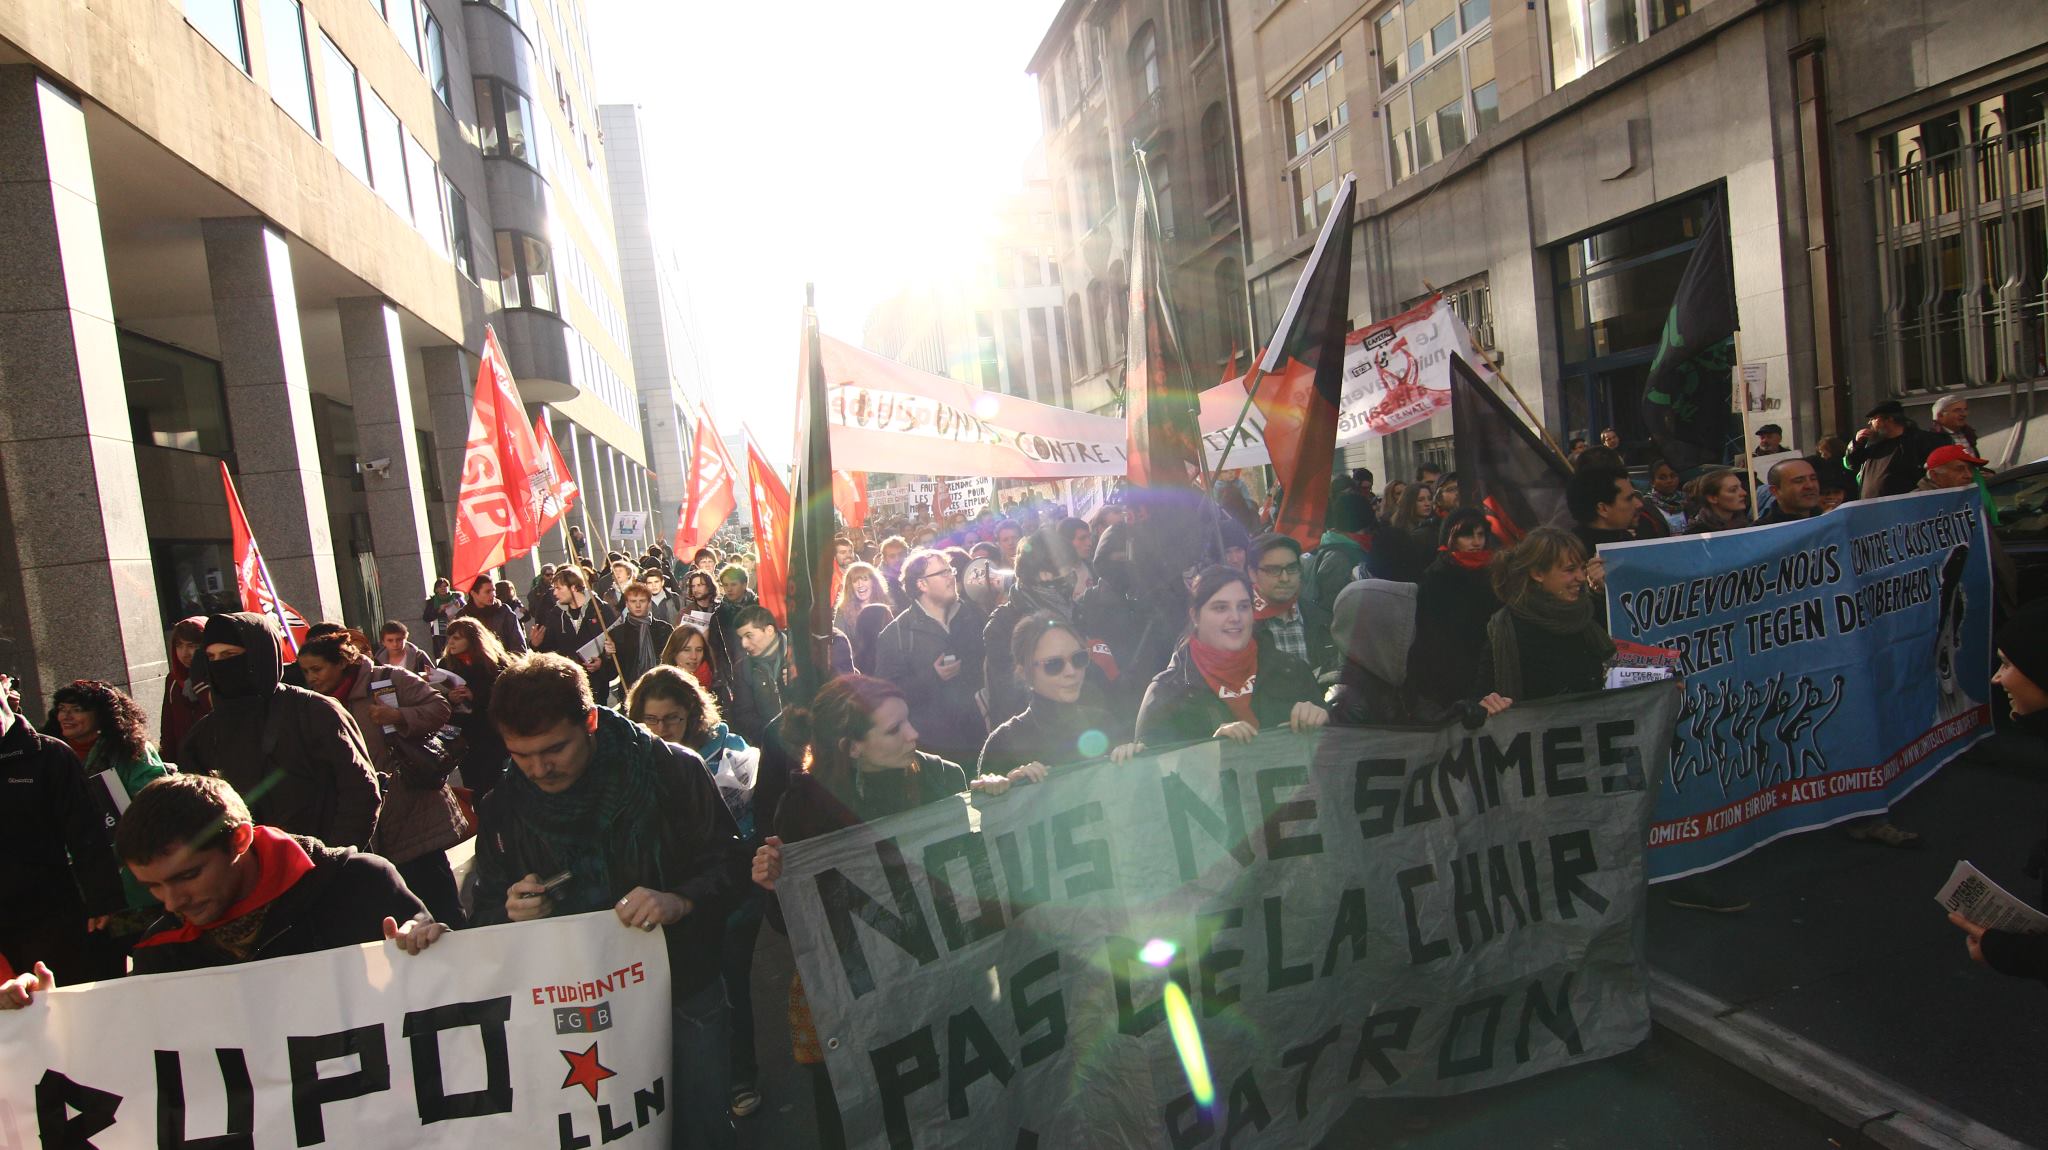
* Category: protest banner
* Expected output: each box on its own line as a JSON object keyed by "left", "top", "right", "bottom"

{"left": 0, "top": 912, "right": 671, "bottom": 1148}
{"left": 1601, "top": 488, "right": 1995, "bottom": 880}
{"left": 778, "top": 687, "right": 1680, "bottom": 1149}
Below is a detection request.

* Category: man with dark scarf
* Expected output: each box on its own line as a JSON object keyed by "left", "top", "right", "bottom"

{"left": 474, "top": 653, "right": 747, "bottom": 1149}
{"left": 601, "top": 580, "right": 673, "bottom": 703}
{"left": 180, "top": 613, "right": 382, "bottom": 849}
{"left": 529, "top": 566, "right": 619, "bottom": 704}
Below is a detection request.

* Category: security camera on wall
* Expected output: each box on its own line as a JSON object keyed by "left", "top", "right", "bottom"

{"left": 362, "top": 457, "right": 393, "bottom": 479}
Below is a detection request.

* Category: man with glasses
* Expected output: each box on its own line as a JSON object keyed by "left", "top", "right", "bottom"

{"left": 1250, "top": 533, "right": 1336, "bottom": 678}
{"left": 876, "top": 548, "right": 989, "bottom": 767}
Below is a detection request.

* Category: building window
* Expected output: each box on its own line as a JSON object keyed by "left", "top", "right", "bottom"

{"left": 1441, "top": 274, "right": 1497, "bottom": 352}
{"left": 496, "top": 231, "right": 556, "bottom": 312}
{"left": 260, "top": 0, "right": 317, "bottom": 135}
{"left": 474, "top": 77, "right": 540, "bottom": 167}
{"left": 976, "top": 312, "right": 999, "bottom": 387}
{"left": 1088, "top": 281, "right": 1115, "bottom": 369}
{"left": 1040, "top": 74, "right": 1061, "bottom": 131}
{"left": 1185, "top": 0, "right": 1216, "bottom": 53}
{"left": 444, "top": 177, "right": 473, "bottom": 278}
{"left": 1214, "top": 259, "right": 1247, "bottom": 354}
{"left": 1151, "top": 143, "right": 1176, "bottom": 237}
{"left": 422, "top": 9, "right": 450, "bottom": 105}
{"left": 364, "top": 90, "right": 411, "bottom": 217}
{"left": 1128, "top": 23, "right": 1161, "bottom": 104}
{"left": 1376, "top": 0, "right": 1494, "bottom": 184}
{"left": 320, "top": 35, "right": 369, "bottom": 184}
{"left": 184, "top": 0, "right": 248, "bottom": 71}
{"left": 1080, "top": 23, "right": 1104, "bottom": 88}
{"left": 1546, "top": 0, "right": 1692, "bottom": 88}
{"left": 120, "top": 330, "right": 233, "bottom": 457}
{"left": 1065, "top": 293, "right": 1086, "bottom": 375}
{"left": 467, "top": 0, "right": 525, "bottom": 34}
{"left": 389, "top": 0, "right": 422, "bottom": 70}
{"left": 1282, "top": 50, "right": 1351, "bottom": 235}
{"left": 1872, "top": 88, "right": 2048, "bottom": 394}
{"left": 1058, "top": 46, "right": 1080, "bottom": 113}
{"left": 1549, "top": 192, "right": 1717, "bottom": 445}
{"left": 1201, "top": 103, "right": 1231, "bottom": 206}
{"left": 406, "top": 135, "right": 443, "bottom": 251}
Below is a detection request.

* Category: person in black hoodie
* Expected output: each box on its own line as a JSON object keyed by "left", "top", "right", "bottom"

{"left": 1948, "top": 601, "right": 2048, "bottom": 982}
{"left": 0, "top": 671, "right": 126, "bottom": 985}
{"left": 2, "top": 773, "right": 438, "bottom": 1005}
{"left": 980, "top": 613, "right": 1144, "bottom": 777}
{"left": 181, "top": 612, "right": 383, "bottom": 850}
{"left": 1135, "top": 566, "right": 1327, "bottom": 746}
{"left": 473, "top": 652, "right": 747, "bottom": 1149}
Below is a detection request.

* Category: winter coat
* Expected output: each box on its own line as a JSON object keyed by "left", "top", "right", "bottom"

{"left": 160, "top": 643, "right": 212, "bottom": 757}
{"left": 710, "top": 590, "right": 759, "bottom": 688}
{"left": 530, "top": 597, "right": 619, "bottom": 700}
{"left": 729, "top": 632, "right": 796, "bottom": 747}
{"left": 0, "top": 720, "right": 127, "bottom": 965}
{"left": 1313, "top": 530, "right": 1371, "bottom": 603}
{"left": 1482, "top": 608, "right": 1607, "bottom": 700}
{"left": 73, "top": 738, "right": 175, "bottom": 909}
{"left": 129, "top": 833, "right": 425, "bottom": 974}
{"left": 182, "top": 613, "right": 383, "bottom": 850}
{"left": 329, "top": 658, "right": 461, "bottom": 866}
{"left": 470, "top": 710, "right": 747, "bottom": 998}
{"left": 374, "top": 641, "right": 435, "bottom": 676}
{"left": 605, "top": 613, "right": 675, "bottom": 696}
{"left": 1252, "top": 597, "right": 1338, "bottom": 680}
{"left": 874, "top": 599, "right": 990, "bottom": 764}
{"left": 461, "top": 600, "right": 529, "bottom": 654}
{"left": 1847, "top": 424, "right": 1951, "bottom": 500}
{"left": 978, "top": 697, "right": 1128, "bottom": 776}
{"left": 1406, "top": 555, "right": 1501, "bottom": 710}
{"left": 1134, "top": 635, "right": 1320, "bottom": 746}
{"left": 437, "top": 652, "right": 508, "bottom": 796}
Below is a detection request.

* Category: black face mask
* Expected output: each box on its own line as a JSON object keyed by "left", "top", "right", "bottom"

{"left": 206, "top": 653, "right": 266, "bottom": 700}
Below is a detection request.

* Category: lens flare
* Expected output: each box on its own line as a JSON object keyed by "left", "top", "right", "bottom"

{"left": 1138, "top": 938, "right": 1177, "bottom": 968}
{"left": 1076, "top": 729, "right": 1110, "bottom": 758}
{"left": 1162, "top": 982, "right": 1214, "bottom": 1107}
{"left": 972, "top": 393, "right": 1001, "bottom": 419}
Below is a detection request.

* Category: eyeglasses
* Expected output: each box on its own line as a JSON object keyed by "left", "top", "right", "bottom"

{"left": 643, "top": 713, "right": 690, "bottom": 732}
{"left": 918, "top": 568, "right": 956, "bottom": 584}
{"left": 1036, "top": 652, "right": 1091, "bottom": 675}
{"left": 1256, "top": 562, "right": 1303, "bottom": 577}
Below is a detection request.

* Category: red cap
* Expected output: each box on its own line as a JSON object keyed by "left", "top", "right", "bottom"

{"left": 1925, "top": 444, "right": 1988, "bottom": 471}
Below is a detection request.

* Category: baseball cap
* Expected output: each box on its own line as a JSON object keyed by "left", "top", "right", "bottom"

{"left": 1924, "top": 444, "right": 1988, "bottom": 471}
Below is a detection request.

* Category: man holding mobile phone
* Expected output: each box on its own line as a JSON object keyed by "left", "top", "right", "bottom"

{"left": 875, "top": 549, "right": 990, "bottom": 767}
{"left": 472, "top": 652, "right": 747, "bottom": 1150}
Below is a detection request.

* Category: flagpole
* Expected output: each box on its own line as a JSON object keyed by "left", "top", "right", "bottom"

{"left": 1204, "top": 359, "right": 1268, "bottom": 494}
{"left": 1421, "top": 280, "right": 1572, "bottom": 467}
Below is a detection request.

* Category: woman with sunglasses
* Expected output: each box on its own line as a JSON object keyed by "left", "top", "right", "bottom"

{"left": 980, "top": 613, "right": 1145, "bottom": 779}
{"left": 981, "top": 530, "right": 1099, "bottom": 728}
{"left": 1136, "top": 565, "right": 1327, "bottom": 746}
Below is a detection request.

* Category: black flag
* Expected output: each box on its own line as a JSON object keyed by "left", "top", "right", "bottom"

{"left": 1640, "top": 189, "right": 1738, "bottom": 472}
{"left": 1450, "top": 354, "right": 1572, "bottom": 542}
{"left": 787, "top": 290, "right": 837, "bottom": 699}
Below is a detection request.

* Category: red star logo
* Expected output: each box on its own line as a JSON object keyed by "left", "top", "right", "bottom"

{"left": 559, "top": 1043, "right": 616, "bottom": 1101}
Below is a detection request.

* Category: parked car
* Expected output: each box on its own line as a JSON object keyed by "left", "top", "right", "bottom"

{"left": 1987, "top": 458, "right": 2048, "bottom": 607}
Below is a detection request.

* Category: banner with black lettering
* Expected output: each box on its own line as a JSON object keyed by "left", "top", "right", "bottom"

{"left": 778, "top": 687, "right": 1680, "bottom": 1149}
{"left": 0, "top": 912, "right": 671, "bottom": 1148}
{"left": 1601, "top": 487, "right": 1996, "bottom": 880}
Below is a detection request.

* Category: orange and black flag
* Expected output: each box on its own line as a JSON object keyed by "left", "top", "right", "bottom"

{"left": 1122, "top": 165, "right": 1203, "bottom": 489}
{"left": 1449, "top": 354, "right": 1571, "bottom": 543}
{"left": 1260, "top": 174, "right": 1357, "bottom": 548}
{"left": 786, "top": 288, "right": 838, "bottom": 700}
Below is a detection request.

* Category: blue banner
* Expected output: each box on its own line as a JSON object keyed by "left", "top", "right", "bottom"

{"left": 1601, "top": 489, "right": 1995, "bottom": 880}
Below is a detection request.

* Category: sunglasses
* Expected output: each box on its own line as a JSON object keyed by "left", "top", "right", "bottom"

{"left": 1036, "top": 652, "right": 1091, "bottom": 676}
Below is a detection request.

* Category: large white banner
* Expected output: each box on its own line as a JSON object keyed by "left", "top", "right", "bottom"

{"left": 0, "top": 912, "right": 671, "bottom": 1148}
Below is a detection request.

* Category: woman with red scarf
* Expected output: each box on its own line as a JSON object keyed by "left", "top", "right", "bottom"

{"left": 159, "top": 616, "right": 211, "bottom": 756}
{"left": 1135, "top": 566, "right": 1327, "bottom": 746}
{"left": 1407, "top": 508, "right": 1509, "bottom": 714}
{"left": 661, "top": 621, "right": 737, "bottom": 718}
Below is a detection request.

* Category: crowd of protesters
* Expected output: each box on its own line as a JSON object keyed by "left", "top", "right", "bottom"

{"left": 4, "top": 393, "right": 2045, "bottom": 1150}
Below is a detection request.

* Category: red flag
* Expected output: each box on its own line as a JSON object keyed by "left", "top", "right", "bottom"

{"left": 532, "top": 413, "right": 579, "bottom": 537}
{"left": 746, "top": 439, "right": 793, "bottom": 626}
{"left": 1123, "top": 173, "right": 1203, "bottom": 488}
{"left": 1259, "top": 175, "right": 1357, "bottom": 548}
{"left": 221, "top": 462, "right": 309, "bottom": 658}
{"left": 833, "top": 472, "right": 867, "bottom": 530}
{"left": 451, "top": 327, "right": 556, "bottom": 590}
{"left": 676, "top": 412, "right": 740, "bottom": 554}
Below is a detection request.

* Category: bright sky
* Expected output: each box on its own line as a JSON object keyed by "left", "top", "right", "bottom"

{"left": 592, "top": 0, "right": 1066, "bottom": 469}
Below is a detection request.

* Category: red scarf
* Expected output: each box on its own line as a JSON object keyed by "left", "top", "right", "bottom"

{"left": 63, "top": 732, "right": 98, "bottom": 762}
{"left": 1443, "top": 548, "right": 1495, "bottom": 571}
{"left": 133, "top": 827, "right": 316, "bottom": 947}
{"left": 1253, "top": 595, "right": 1297, "bottom": 622}
{"left": 325, "top": 663, "right": 363, "bottom": 701}
{"left": 689, "top": 659, "right": 715, "bottom": 688}
{"left": 1188, "top": 638, "right": 1259, "bottom": 728}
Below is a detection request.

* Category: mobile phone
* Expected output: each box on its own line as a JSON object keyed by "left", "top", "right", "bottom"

{"left": 538, "top": 869, "right": 573, "bottom": 894}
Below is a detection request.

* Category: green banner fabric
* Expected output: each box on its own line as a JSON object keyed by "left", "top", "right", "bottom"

{"left": 777, "top": 685, "right": 1683, "bottom": 1149}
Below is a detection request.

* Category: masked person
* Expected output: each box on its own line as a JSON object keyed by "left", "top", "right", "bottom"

{"left": 181, "top": 613, "right": 382, "bottom": 850}
{"left": 981, "top": 531, "right": 1098, "bottom": 728}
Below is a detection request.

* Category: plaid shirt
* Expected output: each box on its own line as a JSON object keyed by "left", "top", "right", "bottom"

{"left": 1258, "top": 605, "right": 1308, "bottom": 664}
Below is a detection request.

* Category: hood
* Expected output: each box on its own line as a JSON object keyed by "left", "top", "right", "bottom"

{"left": 199, "top": 612, "right": 284, "bottom": 693}
{"left": 1330, "top": 579, "right": 1417, "bottom": 687}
